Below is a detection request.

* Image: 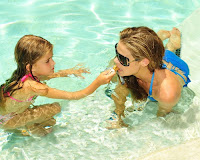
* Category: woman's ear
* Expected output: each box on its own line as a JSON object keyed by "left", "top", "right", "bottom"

{"left": 140, "top": 58, "right": 150, "bottom": 67}
{"left": 26, "top": 64, "right": 30, "bottom": 72}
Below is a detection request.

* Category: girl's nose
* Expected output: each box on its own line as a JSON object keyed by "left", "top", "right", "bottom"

{"left": 52, "top": 59, "right": 56, "bottom": 65}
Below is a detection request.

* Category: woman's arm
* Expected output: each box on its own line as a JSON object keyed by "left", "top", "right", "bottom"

{"left": 30, "top": 70, "right": 116, "bottom": 100}
{"left": 111, "top": 82, "right": 130, "bottom": 118}
{"left": 157, "top": 91, "right": 181, "bottom": 117}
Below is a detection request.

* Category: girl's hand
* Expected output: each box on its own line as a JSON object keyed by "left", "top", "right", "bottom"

{"left": 96, "top": 69, "right": 116, "bottom": 85}
{"left": 69, "top": 64, "right": 90, "bottom": 78}
{"left": 56, "top": 64, "right": 90, "bottom": 79}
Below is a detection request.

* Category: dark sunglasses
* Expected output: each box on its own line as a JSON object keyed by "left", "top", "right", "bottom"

{"left": 115, "top": 43, "right": 139, "bottom": 66}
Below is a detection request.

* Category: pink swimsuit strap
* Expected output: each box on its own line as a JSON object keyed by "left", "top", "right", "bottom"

{"left": 21, "top": 73, "right": 34, "bottom": 82}
{"left": 6, "top": 92, "right": 35, "bottom": 102}
{"left": 6, "top": 74, "right": 38, "bottom": 103}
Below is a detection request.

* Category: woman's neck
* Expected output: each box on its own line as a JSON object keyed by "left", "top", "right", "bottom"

{"left": 135, "top": 67, "right": 153, "bottom": 83}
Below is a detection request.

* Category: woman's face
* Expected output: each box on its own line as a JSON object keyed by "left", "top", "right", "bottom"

{"left": 114, "top": 41, "right": 140, "bottom": 77}
{"left": 31, "top": 51, "right": 55, "bottom": 77}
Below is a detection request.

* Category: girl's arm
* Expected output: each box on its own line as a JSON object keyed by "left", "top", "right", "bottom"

{"left": 30, "top": 69, "right": 116, "bottom": 100}
{"left": 40, "top": 64, "right": 90, "bottom": 81}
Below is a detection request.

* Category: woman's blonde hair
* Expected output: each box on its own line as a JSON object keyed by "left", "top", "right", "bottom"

{"left": 120, "top": 26, "right": 165, "bottom": 101}
{"left": 0, "top": 35, "right": 53, "bottom": 106}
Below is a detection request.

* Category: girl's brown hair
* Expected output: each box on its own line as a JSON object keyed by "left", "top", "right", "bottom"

{"left": 120, "top": 26, "right": 165, "bottom": 101}
{"left": 0, "top": 35, "right": 53, "bottom": 106}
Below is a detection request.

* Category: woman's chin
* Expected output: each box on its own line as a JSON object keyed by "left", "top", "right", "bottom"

{"left": 118, "top": 72, "right": 125, "bottom": 77}
{"left": 118, "top": 71, "right": 132, "bottom": 77}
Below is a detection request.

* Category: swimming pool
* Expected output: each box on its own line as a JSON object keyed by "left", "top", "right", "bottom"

{"left": 0, "top": 0, "right": 200, "bottom": 159}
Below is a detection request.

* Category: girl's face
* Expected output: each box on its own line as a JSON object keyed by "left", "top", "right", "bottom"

{"left": 114, "top": 41, "right": 140, "bottom": 77}
{"left": 31, "top": 51, "right": 55, "bottom": 77}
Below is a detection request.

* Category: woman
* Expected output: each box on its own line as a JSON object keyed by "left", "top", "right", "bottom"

{"left": 109, "top": 27, "right": 190, "bottom": 128}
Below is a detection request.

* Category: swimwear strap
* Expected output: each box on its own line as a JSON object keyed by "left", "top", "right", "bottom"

{"left": 21, "top": 73, "right": 34, "bottom": 82}
{"left": 6, "top": 92, "right": 35, "bottom": 102}
{"left": 149, "top": 72, "right": 155, "bottom": 96}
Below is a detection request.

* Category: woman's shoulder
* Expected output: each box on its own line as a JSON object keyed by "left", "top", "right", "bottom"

{"left": 158, "top": 72, "right": 182, "bottom": 103}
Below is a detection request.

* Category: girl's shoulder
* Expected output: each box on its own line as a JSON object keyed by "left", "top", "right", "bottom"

{"left": 24, "top": 79, "right": 49, "bottom": 96}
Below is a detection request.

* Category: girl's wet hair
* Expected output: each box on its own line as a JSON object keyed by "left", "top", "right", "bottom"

{"left": 0, "top": 35, "right": 53, "bottom": 106}
{"left": 120, "top": 26, "right": 165, "bottom": 101}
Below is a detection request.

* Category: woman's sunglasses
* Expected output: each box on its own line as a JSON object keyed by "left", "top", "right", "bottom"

{"left": 115, "top": 43, "right": 139, "bottom": 66}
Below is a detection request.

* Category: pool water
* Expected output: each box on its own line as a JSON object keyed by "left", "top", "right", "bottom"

{"left": 0, "top": 0, "right": 200, "bottom": 159}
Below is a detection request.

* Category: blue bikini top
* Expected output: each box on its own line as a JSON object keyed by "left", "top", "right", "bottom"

{"left": 147, "top": 50, "right": 191, "bottom": 102}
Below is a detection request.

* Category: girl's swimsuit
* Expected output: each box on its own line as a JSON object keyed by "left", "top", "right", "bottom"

{"left": 0, "top": 74, "right": 38, "bottom": 125}
{"left": 148, "top": 50, "right": 191, "bottom": 102}
{"left": 5, "top": 73, "right": 38, "bottom": 102}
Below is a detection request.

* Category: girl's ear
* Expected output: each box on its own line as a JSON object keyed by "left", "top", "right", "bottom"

{"left": 26, "top": 64, "right": 30, "bottom": 72}
{"left": 140, "top": 58, "right": 150, "bottom": 67}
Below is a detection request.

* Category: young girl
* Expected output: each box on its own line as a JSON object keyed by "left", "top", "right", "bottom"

{"left": 0, "top": 35, "right": 116, "bottom": 136}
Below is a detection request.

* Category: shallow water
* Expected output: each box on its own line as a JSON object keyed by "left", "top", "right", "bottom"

{"left": 0, "top": 0, "right": 200, "bottom": 160}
